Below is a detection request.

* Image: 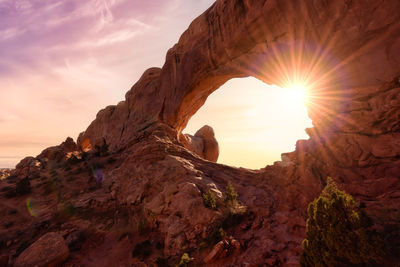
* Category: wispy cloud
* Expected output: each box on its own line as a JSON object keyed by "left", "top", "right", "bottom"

{"left": 0, "top": 0, "right": 215, "bottom": 167}
{"left": 0, "top": 27, "right": 25, "bottom": 41}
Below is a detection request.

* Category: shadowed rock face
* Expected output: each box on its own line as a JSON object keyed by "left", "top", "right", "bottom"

{"left": 1, "top": 0, "right": 400, "bottom": 266}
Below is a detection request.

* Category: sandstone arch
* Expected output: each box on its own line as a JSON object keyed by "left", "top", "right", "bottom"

{"left": 79, "top": 0, "right": 400, "bottom": 154}
{"left": 77, "top": 0, "right": 400, "bottom": 202}
{"left": 77, "top": 0, "right": 400, "bottom": 211}
{"left": 75, "top": 0, "right": 400, "bottom": 224}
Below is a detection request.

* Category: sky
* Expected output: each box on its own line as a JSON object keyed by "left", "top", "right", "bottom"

{"left": 185, "top": 78, "right": 312, "bottom": 169}
{"left": 0, "top": 0, "right": 215, "bottom": 167}
{"left": 0, "top": 0, "right": 312, "bottom": 169}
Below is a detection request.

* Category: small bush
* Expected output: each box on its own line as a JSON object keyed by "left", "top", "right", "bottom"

{"left": 16, "top": 177, "right": 31, "bottom": 195}
{"left": 224, "top": 182, "right": 238, "bottom": 204}
{"left": 202, "top": 190, "right": 217, "bottom": 210}
{"left": 300, "top": 177, "right": 385, "bottom": 266}
{"left": 132, "top": 240, "right": 152, "bottom": 260}
{"left": 178, "top": 253, "right": 192, "bottom": 267}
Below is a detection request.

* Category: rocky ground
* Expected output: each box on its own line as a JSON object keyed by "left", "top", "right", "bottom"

{"left": 1, "top": 119, "right": 399, "bottom": 266}
{"left": 0, "top": 126, "right": 306, "bottom": 266}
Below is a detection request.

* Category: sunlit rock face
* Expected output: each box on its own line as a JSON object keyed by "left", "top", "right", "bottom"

{"left": 3, "top": 0, "right": 400, "bottom": 266}
{"left": 181, "top": 125, "right": 219, "bottom": 162}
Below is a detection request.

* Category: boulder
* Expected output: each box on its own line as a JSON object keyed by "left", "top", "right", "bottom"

{"left": 182, "top": 125, "right": 219, "bottom": 162}
{"left": 36, "top": 137, "right": 78, "bottom": 162}
{"left": 11, "top": 157, "right": 40, "bottom": 177}
{"left": 204, "top": 237, "right": 241, "bottom": 263}
{"left": 14, "top": 232, "right": 69, "bottom": 267}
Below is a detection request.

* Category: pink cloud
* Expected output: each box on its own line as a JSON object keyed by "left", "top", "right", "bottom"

{"left": 0, "top": 0, "right": 215, "bottom": 167}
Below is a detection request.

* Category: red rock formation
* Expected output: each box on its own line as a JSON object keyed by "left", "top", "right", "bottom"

{"left": 1, "top": 0, "right": 400, "bottom": 266}
{"left": 182, "top": 125, "right": 219, "bottom": 162}
{"left": 14, "top": 232, "right": 68, "bottom": 267}
{"left": 204, "top": 236, "right": 241, "bottom": 263}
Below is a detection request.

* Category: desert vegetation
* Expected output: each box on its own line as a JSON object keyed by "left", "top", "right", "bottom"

{"left": 301, "top": 178, "right": 388, "bottom": 266}
{"left": 202, "top": 190, "right": 217, "bottom": 210}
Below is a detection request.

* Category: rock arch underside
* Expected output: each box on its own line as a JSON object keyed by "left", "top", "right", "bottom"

{"left": 2, "top": 0, "right": 400, "bottom": 266}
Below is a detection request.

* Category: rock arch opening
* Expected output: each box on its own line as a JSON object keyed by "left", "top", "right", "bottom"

{"left": 183, "top": 77, "right": 313, "bottom": 169}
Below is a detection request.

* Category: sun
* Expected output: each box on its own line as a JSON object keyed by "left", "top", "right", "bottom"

{"left": 285, "top": 82, "right": 309, "bottom": 108}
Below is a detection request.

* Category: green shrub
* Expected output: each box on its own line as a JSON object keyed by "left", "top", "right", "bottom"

{"left": 224, "top": 182, "right": 238, "bottom": 204}
{"left": 202, "top": 190, "right": 217, "bottom": 210}
{"left": 300, "top": 177, "right": 385, "bottom": 266}
{"left": 178, "top": 253, "right": 192, "bottom": 267}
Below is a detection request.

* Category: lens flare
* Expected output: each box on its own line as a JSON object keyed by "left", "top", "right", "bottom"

{"left": 26, "top": 197, "right": 39, "bottom": 217}
{"left": 287, "top": 83, "right": 308, "bottom": 105}
{"left": 92, "top": 167, "right": 104, "bottom": 183}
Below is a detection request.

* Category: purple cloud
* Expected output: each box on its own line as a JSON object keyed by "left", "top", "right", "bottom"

{"left": 0, "top": 0, "right": 175, "bottom": 76}
{"left": 0, "top": 0, "right": 215, "bottom": 168}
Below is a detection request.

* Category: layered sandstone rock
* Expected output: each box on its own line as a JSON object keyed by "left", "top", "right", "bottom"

{"left": 10, "top": 157, "right": 40, "bottom": 178}
{"left": 37, "top": 137, "right": 78, "bottom": 162}
{"left": 182, "top": 125, "right": 219, "bottom": 162}
{"left": 14, "top": 232, "right": 69, "bottom": 267}
{"left": 2, "top": 0, "right": 400, "bottom": 266}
